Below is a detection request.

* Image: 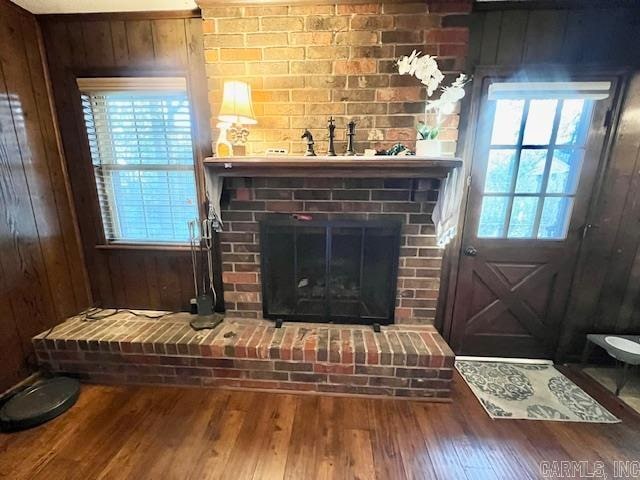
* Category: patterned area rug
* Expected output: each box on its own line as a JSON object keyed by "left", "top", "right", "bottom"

{"left": 456, "top": 359, "right": 620, "bottom": 423}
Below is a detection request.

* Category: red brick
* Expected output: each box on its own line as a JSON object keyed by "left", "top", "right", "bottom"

{"left": 314, "top": 364, "right": 355, "bottom": 374}
{"left": 381, "top": 30, "right": 423, "bottom": 44}
{"left": 250, "top": 370, "right": 289, "bottom": 381}
{"left": 363, "top": 330, "right": 379, "bottom": 365}
{"left": 275, "top": 361, "right": 313, "bottom": 372}
{"left": 303, "top": 334, "right": 317, "bottom": 362}
{"left": 235, "top": 283, "right": 261, "bottom": 292}
{"left": 410, "top": 378, "right": 451, "bottom": 389}
{"left": 340, "top": 329, "right": 354, "bottom": 364}
{"left": 246, "top": 328, "right": 267, "bottom": 358}
{"left": 439, "top": 43, "right": 469, "bottom": 57}
{"left": 396, "top": 367, "right": 439, "bottom": 378}
{"left": 204, "top": 369, "right": 241, "bottom": 380}
{"left": 202, "top": 19, "right": 214, "bottom": 34}
{"left": 337, "top": 3, "right": 380, "bottom": 14}
{"left": 439, "top": 368, "right": 454, "bottom": 379}
{"left": 425, "top": 27, "right": 469, "bottom": 44}
{"left": 290, "top": 372, "right": 327, "bottom": 383}
{"left": 355, "top": 364, "right": 395, "bottom": 376}
{"left": 328, "top": 374, "right": 368, "bottom": 385}
{"left": 222, "top": 272, "right": 258, "bottom": 284}
{"left": 257, "top": 328, "right": 275, "bottom": 359}
{"left": 277, "top": 381, "right": 317, "bottom": 392}
{"left": 279, "top": 329, "right": 295, "bottom": 361}
{"left": 376, "top": 87, "right": 424, "bottom": 102}
{"left": 334, "top": 59, "right": 377, "bottom": 75}
{"left": 369, "top": 376, "right": 409, "bottom": 388}
{"left": 428, "top": 1, "right": 472, "bottom": 14}
{"left": 225, "top": 292, "right": 260, "bottom": 303}
{"left": 236, "top": 379, "right": 282, "bottom": 390}
{"left": 266, "top": 201, "right": 304, "bottom": 212}
{"left": 395, "top": 307, "right": 413, "bottom": 320}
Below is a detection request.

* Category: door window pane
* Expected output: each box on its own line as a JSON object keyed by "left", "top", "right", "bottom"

{"left": 477, "top": 86, "right": 594, "bottom": 241}
{"left": 491, "top": 100, "right": 525, "bottom": 145}
{"left": 478, "top": 196, "right": 509, "bottom": 238}
{"left": 546, "top": 149, "right": 584, "bottom": 194}
{"left": 523, "top": 99, "right": 558, "bottom": 145}
{"left": 557, "top": 99, "right": 587, "bottom": 145}
{"left": 538, "top": 197, "right": 573, "bottom": 239}
{"left": 484, "top": 149, "right": 517, "bottom": 193}
{"left": 507, "top": 197, "right": 539, "bottom": 238}
{"left": 515, "top": 149, "right": 547, "bottom": 193}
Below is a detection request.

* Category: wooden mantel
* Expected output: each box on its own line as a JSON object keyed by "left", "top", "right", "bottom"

{"left": 203, "top": 155, "right": 462, "bottom": 178}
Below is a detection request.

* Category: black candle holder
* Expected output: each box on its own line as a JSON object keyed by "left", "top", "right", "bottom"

{"left": 346, "top": 120, "right": 356, "bottom": 156}
{"left": 327, "top": 117, "right": 336, "bottom": 156}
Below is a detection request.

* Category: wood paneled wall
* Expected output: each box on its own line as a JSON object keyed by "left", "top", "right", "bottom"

{"left": 458, "top": 4, "right": 640, "bottom": 357}
{"left": 0, "top": 0, "right": 89, "bottom": 391}
{"left": 39, "top": 12, "right": 217, "bottom": 313}
{"left": 465, "top": 6, "right": 640, "bottom": 67}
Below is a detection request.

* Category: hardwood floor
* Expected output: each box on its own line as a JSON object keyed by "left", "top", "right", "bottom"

{"left": 1, "top": 369, "right": 639, "bottom": 480}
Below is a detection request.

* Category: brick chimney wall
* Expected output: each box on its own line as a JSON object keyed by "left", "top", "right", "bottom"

{"left": 201, "top": 1, "right": 471, "bottom": 156}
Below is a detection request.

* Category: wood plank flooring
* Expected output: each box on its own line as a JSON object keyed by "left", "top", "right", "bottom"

{"left": 1, "top": 368, "right": 639, "bottom": 480}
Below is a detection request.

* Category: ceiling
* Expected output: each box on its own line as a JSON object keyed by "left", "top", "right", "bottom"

{"left": 11, "top": 0, "right": 198, "bottom": 14}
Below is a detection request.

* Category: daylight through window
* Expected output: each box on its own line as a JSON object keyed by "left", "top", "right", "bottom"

{"left": 477, "top": 89, "right": 595, "bottom": 240}
{"left": 79, "top": 78, "right": 198, "bottom": 244}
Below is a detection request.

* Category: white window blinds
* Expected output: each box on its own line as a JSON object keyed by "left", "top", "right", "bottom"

{"left": 79, "top": 78, "right": 198, "bottom": 244}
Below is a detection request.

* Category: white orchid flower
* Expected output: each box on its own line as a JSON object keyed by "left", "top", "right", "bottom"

{"left": 395, "top": 50, "right": 471, "bottom": 141}
{"left": 397, "top": 56, "right": 412, "bottom": 75}
{"left": 396, "top": 49, "right": 420, "bottom": 75}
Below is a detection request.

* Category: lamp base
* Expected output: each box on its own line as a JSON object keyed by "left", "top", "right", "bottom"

{"left": 228, "top": 124, "right": 250, "bottom": 144}
{"left": 231, "top": 144, "right": 246, "bottom": 156}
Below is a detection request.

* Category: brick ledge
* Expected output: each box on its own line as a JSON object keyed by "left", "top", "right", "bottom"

{"left": 34, "top": 312, "right": 455, "bottom": 400}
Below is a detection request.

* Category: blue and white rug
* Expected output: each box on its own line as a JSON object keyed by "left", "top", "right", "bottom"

{"left": 456, "top": 359, "right": 620, "bottom": 423}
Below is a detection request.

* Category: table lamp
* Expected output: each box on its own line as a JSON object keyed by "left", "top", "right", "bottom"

{"left": 218, "top": 80, "right": 257, "bottom": 155}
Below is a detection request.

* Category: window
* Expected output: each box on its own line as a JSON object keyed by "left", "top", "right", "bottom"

{"left": 78, "top": 77, "right": 199, "bottom": 244}
{"left": 476, "top": 81, "right": 609, "bottom": 240}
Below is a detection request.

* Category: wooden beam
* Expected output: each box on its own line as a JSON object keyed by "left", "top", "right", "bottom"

{"left": 196, "top": 0, "right": 416, "bottom": 6}
{"left": 204, "top": 155, "right": 462, "bottom": 178}
{"left": 37, "top": 10, "right": 201, "bottom": 21}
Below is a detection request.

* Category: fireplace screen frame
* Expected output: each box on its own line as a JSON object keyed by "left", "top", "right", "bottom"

{"left": 259, "top": 216, "right": 402, "bottom": 325}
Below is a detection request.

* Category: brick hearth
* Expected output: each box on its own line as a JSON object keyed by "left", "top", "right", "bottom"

{"left": 33, "top": 312, "right": 454, "bottom": 400}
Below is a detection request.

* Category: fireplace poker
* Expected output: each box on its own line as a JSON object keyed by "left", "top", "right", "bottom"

{"left": 202, "top": 217, "right": 217, "bottom": 307}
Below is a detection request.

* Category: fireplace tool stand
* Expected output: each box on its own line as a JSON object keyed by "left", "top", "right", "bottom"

{"left": 188, "top": 217, "right": 223, "bottom": 331}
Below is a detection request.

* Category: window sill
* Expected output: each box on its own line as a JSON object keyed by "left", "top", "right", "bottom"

{"left": 95, "top": 243, "right": 191, "bottom": 252}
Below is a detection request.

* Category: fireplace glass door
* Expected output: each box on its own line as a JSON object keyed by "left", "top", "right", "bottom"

{"left": 260, "top": 217, "right": 401, "bottom": 324}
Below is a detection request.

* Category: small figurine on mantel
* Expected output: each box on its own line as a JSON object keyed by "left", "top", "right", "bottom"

{"left": 327, "top": 117, "right": 337, "bottom": 156}
{"left": 301, "top": 129, "right": 316, "bottom": 156}
{"left": 345, "top": 120, "right": 356, "bottom": 156}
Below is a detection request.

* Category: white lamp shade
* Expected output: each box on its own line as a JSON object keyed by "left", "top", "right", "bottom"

{"left": 218, "top": 81, "right": 257, "bottom": 125}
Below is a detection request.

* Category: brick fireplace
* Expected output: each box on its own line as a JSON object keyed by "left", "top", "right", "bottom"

{"left": 199, "top": 0, "right": 471, "bottom": 324}
{"left": 220, "top": 176, "right": 443, "bottom": 324}
{"left": 32, "top": 2, "right": 470, "bottom": 401}
{"left": 35, "top": 159, "right": 460, "bottom": 401}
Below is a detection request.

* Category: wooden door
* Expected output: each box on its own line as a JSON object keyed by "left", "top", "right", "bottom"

{"left": 450, "top": 71, "right": 620, "bottom": 359}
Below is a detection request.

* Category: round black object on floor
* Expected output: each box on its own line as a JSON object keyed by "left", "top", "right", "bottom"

{"left": 0, "top": 377, "right": 80, "bottom": 432}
